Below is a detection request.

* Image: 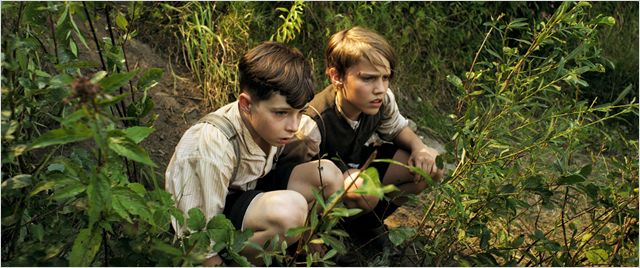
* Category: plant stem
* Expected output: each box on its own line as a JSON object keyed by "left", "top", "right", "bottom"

{"left": 104, "top": 4, "right": 128, "bottom": 124}
{"left": 560, "top": 186, "right": 572, "bottom": 265}
{"left": 47, "top": 9, "right": 58, "bottom": 64}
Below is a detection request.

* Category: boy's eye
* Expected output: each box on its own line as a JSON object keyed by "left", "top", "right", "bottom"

{"left": 274, "top": 111, "right": 288, "bottom": 116}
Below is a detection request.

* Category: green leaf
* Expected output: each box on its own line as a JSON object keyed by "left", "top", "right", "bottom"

{"left": 285, "top": 226, "right": 310, "bottom": 238}
{"left": 28, "top": 123, "right": 93, "bottom": 150}
{"left": 446, "top": 74, "right": 464, "bottom": 90}
{"left": 51, "top": 180, "right": 86, "bottom": 200}
{"left": 312, "top": 189, "right": 326, "bottom": 209}
{"left": 113, "top": 187, "right": 151, "bottom": 220}
{"left": 229, "top": 251, "right": 251, "bottom": 267}
{"left": 69, "top": 228, "right": 102, "bottom": 266}
{"left": 579, "top": 163, "right": 592, "bottom": 178}
{"left": 1, "top": 174, "right": 32, "bottom": 190}
{"left": 115, "top": 14, "right": 128, "bottom": 30}
{"left": 98, "top": 70, "right": 138, "bottom": 93}
{"left": 29, "top": 180, "right": 57, "bottom": 197}
{"left": 612, "top": 84, "right": 632, "bottom": 105}
{"left": 55, "top": 4, "right": 69, "bottom": 27}
{"left": 322, "top": 249, "right": 338, "bottom": 261}
{"left": 329, "top": 207, "right": 362, "bottom": 218}
{"left": 108, "top": 137, "right": 156, "bottom": 167}
{"left": 111, "top": 194, "right": 132, "bottom": 223}
{"left": 170, "top": 207, "right": 185, "bottom": 227}
{"left": 152, "top": 240, "right": 182, "bottom": 256}
{"left": 597, "top": 16, "right": 615, "bottom": 26}
{"left": 558, "top": 174, "right": 585, "bottom": 185}
{"left": 127, "top": 183, "right": 147, "bottom": 197}
{"left": 87, "top": 174, "right": 111, "bottom": 226}
{"left": 122, "top": 126, "right": 154, "bottom": 144}
{"left": 206, "top": 213, "right": 234, "bottom": 230}
{"left": 585, "top": 248, "right": 608, "bottom": 264}
{"left": 388, "top": 226, "right": 416, "bottom": 246}
{"left": 500, "top": 184, "right": 516, "bottom": 194}
{"left": 137, "top": 68, "right": 163, "bottom": 91}
{"left": 435, "top": 155, "right": 444, "bottom": 169}
{"left": 69, "top": 38, "right": 77, "bottom": 57}
{"left": 30, "top": 223, "right": 45, "bottom": 241}
{"left": 187, "top": 208, "right": 206, "bottom": 231}
{"left": 320, "top": 234, "right": 346, "bottom": 252}
{"left": 60, "top": 109, "right": 88, "bottom": 126}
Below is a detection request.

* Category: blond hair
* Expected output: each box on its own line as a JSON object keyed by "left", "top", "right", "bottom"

{"left": 325, "top": 26, "right": 396, "bottom": 79}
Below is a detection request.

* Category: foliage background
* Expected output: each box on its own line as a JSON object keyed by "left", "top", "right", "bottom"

{"left": 1, "top": 1, "right": 638, "bottom": 266}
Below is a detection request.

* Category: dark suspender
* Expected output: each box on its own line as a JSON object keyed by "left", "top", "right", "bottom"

{"left": 197, "top": 113, "right": 241, "bottom": 181}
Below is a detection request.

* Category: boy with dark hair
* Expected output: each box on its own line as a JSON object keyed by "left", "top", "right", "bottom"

{"left": 282, "top": 26, "right": 444, "bottom": 250}
{"left": 165, "top": 41, "right": 343, "bottom": 265}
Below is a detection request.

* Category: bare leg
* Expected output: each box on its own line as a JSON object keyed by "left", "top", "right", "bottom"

{"left": 241, "top": 190, "right": 308, "bottom": 265}
{"left": 287, "top": 159, "right": 344, "bottom": 205}
{"left": 381, "top": 149, "right": 428, "bottom": 205}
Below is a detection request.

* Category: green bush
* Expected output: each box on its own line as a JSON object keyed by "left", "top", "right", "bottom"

{"left": 2, "top": 1, "right": 637, "bottom": 267}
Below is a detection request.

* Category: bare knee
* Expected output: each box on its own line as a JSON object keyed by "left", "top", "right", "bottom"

{"left": 343, "top": 169, "right": 379, "bottom": 212}
{"left": 264, "top": 191, "right": 308, "bottom": 232}
{"left": 315, "top": 159, "right": 344, "bottom": 195}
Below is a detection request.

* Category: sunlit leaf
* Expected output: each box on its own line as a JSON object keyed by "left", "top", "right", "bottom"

{"left": 98, "top": 70, "right": 138, "bottom": 93}
{"left": 108, "top": 137, "right": 156, "bottom": 167}
{"left": 122, "top": 126, "right": 155, "bottom": 144}
{"left": 389, "top": 226, "right": 416, "bottom": 246}
{"left": 585, "top": 248, "right": 608, "bottom": 264}
{"left": 137, "top": 68, "right": 163, "bottom": 91}
{"left": 69, "top": 228, "right": 102, "bottom": 266}
{"left": 1, "top": 174, "right": 32, "bottom": 190}
{"left": 28, "top": 123, "right": 93, "bottom": 150}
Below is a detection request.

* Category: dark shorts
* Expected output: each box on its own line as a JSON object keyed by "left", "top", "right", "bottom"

{"left": 222, "top": 159, "right": 301, "bottom": 230}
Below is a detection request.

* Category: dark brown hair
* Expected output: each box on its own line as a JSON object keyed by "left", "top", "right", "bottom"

{"left": 238, "top": 41, "right": 314, "bottom": 109}
{"left": 325, "top": 26, "right": 396, "bottom": 79}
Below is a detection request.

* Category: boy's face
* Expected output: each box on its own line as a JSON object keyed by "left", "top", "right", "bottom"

{"left": 241, "top": 92, "right": 307, "bottom": 150}
{"left": 337, "top": 57, "right": 390, "bottom": 120}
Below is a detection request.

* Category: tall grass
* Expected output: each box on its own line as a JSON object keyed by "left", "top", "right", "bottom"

{"left": 170, "top": 2, "right": 252, "bottom": 109}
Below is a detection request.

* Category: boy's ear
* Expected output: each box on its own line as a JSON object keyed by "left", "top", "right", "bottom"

{"left": 328, "top": 68, "right": 343, "bottom": 86}
{"left": 238, "top": 93, "right": 252, "bottom": 113}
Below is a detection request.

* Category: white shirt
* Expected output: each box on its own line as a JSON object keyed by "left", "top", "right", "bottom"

{"left": 165, "top": 101, "right": 278, "bottom": 233}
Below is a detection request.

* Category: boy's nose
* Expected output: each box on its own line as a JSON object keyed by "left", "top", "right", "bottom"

{"left": 373, "top": 78, "right": 386, "bottom": 94}
{"left": 285, "top": 117, "right": 299, "bottom": 132}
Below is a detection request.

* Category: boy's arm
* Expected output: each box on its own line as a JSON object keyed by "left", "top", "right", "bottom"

{"left": 168, "top": 124, "right": 235, "bottom": 259}
{"left": 393, "top": 127, "right": 443, "bottom": 182}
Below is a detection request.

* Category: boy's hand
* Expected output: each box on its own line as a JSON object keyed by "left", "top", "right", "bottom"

{"left": 203, "top": 255, "right": 223, "bottom": 266}
{"left": 408, "top": 146, "right": 443, "bottom": 183}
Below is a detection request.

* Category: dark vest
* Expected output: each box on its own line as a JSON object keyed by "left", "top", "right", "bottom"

{"left": 307, "top": 85, "right": 384, "bottom": 171}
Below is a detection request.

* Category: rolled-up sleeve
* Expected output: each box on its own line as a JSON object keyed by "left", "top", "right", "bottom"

{"left": 377, "top": 89, "right": 409, "bottom": 141}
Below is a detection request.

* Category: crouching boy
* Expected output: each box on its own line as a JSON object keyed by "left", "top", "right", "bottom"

{"left": 282, "top": 27, "right": 445, "bottom": 250}
{"left": 165, "top": 41, "right": 343, "bottom": 265}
